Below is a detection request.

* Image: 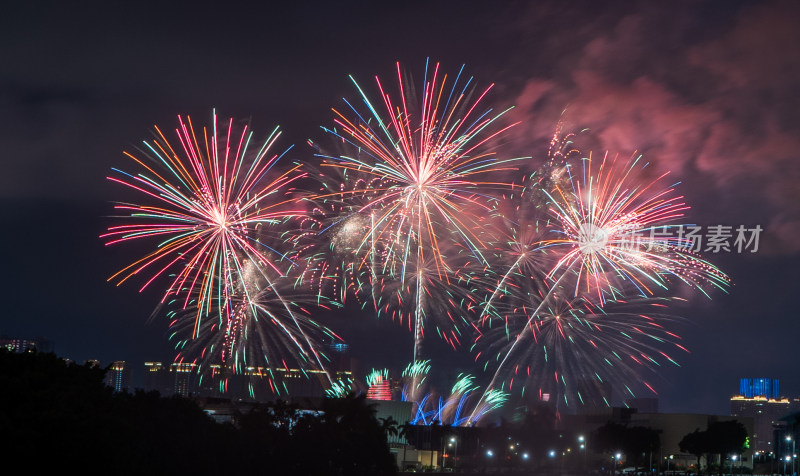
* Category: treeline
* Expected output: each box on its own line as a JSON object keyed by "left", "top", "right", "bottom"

{"left": 679, "top": 420, "right": 749, "bottom": 473}
{"left": 0, "top": 350, "right": 396, "bottom": 475}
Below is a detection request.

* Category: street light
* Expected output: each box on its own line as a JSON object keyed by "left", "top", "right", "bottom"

{"left": 788, "top": 435, "right": 796, "bottom": 475}
{"left": 448, "top": 436, "right": 458, "bottom": 472}
{"left": 578, "top": 435, "right": 587, "bottom": 471}
{"left": 613, "top": 452, "right": 622, "bottom": 476}
{"left": 730, "top": 454, "right": 737, "bottom": 476}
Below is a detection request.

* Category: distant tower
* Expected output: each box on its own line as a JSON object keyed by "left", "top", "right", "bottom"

{"left": 143, "top": 362, "right": 173, "bottom": 395}
{"left": 171, "top": 362, "right": 197, "bottom": 397}
{"left": 731, "top": 378, "right": 792, "bottom": 453}
{"left": 104, "top": 361, "right": 132, "bottom": 392}
{"left": 740, "top": 378, "right": 779, "bottom": 399}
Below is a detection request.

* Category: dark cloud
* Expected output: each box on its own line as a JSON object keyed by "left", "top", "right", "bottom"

{"left": 506, "top": 0, "right": 800, "bottom": 253}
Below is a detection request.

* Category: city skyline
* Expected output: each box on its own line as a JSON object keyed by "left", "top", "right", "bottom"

{"left": 8, "top": 338, "right": 799, "bottom": 425}
{"left": 2, "top": 0, "right": 799, "bottom": 417}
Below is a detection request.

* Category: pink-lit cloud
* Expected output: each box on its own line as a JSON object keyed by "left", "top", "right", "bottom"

{"left": 506, "top": 0, "right": 800, "bottom": 254}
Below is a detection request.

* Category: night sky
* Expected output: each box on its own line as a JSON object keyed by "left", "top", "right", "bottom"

{"left": 2, "top": 0, "right": 799, "bottom": 416}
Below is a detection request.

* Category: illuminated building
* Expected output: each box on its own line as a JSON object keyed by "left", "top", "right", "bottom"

{"left": 740, "top": 378, "right": 780, "bottom": 399}
{"left": 238, "top": 366, "right": 347, "bottom": 398}
{"left": 104, "top": 361, "right": 131, "bottom": 392}
{"left": 0, "top": 335, "right": 53, "bottom": 353}
{"left": 152, "top": 361, "right": 352, "bottom": 400}
{"left": 143, "top": 361, "right": 173, "bottom": 395}
{"left": 171, "top": 362, "right": 197, "bottom": 397}
{"left": 731, "top": 379, "right": 797, "bottom": 453}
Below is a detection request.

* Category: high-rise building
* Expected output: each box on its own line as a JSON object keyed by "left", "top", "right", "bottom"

{"left": 171, "top": 362, "right": 197, "bottom": 397}
{"left": 731, "top": 378, "right": 797, "bottom": 453}
{"left": 143, "top": 361, "right": 173, "bottom": 395}
{"left": 104, "top": 361, "right": 132, "bottom": 392}
{"left": 740, "top": 378, "right": 780, "bottom": 399}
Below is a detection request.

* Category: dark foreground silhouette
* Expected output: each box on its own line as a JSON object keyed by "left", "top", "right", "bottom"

{"left": 0, "top": 350, "right": 396, "bottom": 475}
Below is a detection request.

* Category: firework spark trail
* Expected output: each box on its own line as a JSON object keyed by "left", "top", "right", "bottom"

{"left": 476, "top": 125, "right": 581, "bottom": 323}
{"left": 477, "top": 187, "right": 550, "bottom": 325}
{"left": 470, "top": 270, "right": 572, "bottom": 419}
{"left": 316, "top": 60, "right": 521, "bottom": 383}
{"left": 104, "top": 110, "right": 338, "bottom": 383}
{"left": 169, "top": 259, "right": 342, "bottom": 386}
{"left": 476, "top": 285, "right": 688, "bottom": 409}
{"left": 325, "top": 377, "right": 356, "bottom": 398}
{"left": 470, "top": 147, "right": 729, "bottom": 420}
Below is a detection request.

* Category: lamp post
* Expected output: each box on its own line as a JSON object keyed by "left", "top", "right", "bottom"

{"left": 449, "top": 436, "right": 458, "bottom": 472}
{"left": 730, "top": 454, "right": 737, "bottom": 476}
{"left": 578, "top": 435, "right": 587, "bottom": 472}
{"left": 788, "top": 435, "right": 796, "bottom": 476}
{"left": 613, "top": 452, "right": 622, "bottom": 476}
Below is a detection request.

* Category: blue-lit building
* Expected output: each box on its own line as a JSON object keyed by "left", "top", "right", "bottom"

{"left": 732, "top": 378, "right": 798, "bottom": 453}
{"left": 740, "top": 378, "right": 780, "bottom": 399}
{"left": 104, "top": 361, "right": 132, "bottom": 392}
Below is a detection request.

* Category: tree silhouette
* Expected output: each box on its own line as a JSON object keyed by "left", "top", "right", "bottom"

{"left": 380, "top": 415, "right": 399, "bottom": 439}
{"left": 679, "top": 421, "right": 747, "bottom": 475}
{"left": 680, "top": 429, "right": 708, "bottom": 474}
{"left": 1, "top": 350, "right": 397, "bottom": 475}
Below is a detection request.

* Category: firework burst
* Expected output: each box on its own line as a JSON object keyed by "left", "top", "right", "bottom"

{"left": 472, "top": 138, "right": 729, "bottom": 417}
{"left": 542, "top": 151, "right": 730, "bottom": 302}
{"left": 102, "top": 110, "right": 307, "bottom": 332}
{"left": 103, "top": 111, "right": 343, "bottom": 388}
{"left": 317, "top": 60, "right": 520, "bottom": 363}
